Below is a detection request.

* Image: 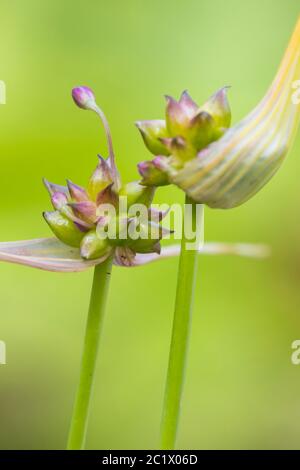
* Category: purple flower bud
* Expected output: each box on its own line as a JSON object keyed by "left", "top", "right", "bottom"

{"left": 43, "top": 178, "right": 68, "bottom": 196}
{"left": 72, "top": 86, "right": 96, "bottom": 110}
{"left": 179, "top": 91, "right": 198, "bottom": 116}
{"left": 51, "top": 191, "right": 68, "bottom": 210}
{"left": 165, "top": 92, "right": 198, "bottom": 137}
{"left": 68, "top": 201, "right": 97, "bottom": 224}
{"left": 66, "top": 180, "right": 89, "bottom": 202}
{"left": 152, "top": 155, "right": 172, "bottom": 172}
{"left": 96, "top": 183, "right": 118, "bottom": 207}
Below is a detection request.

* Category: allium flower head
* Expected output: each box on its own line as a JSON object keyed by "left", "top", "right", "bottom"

{"left": 0, "top": 87, "right": 269, "bottom": 272}
{"left": 136, "top": 87, "right": 231, "bottom": 184}
{"left": 43, "top": 156, "right": 170, "bottom": 262}
{"left": 137, "top": 16, "right": 300, "bottom": 208}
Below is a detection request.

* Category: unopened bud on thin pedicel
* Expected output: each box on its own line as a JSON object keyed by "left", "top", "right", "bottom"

{"left": 72, "top": 86, "right": 120, "bottom": 189}
{"left": 72, "top": 86, "right": 96, "bottom": 111}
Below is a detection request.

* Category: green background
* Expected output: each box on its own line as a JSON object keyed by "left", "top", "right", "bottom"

{"left": 0, "top": 0, "right": 300, "bottom": 450}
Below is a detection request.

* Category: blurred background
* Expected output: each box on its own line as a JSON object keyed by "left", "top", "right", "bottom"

{"left": 0, "top": 0, "right": 299, "bottom": 450}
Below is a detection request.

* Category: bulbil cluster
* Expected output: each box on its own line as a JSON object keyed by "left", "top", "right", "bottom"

{"left": 136, "top": 88, "right": 231, "bottom": 186}
{"left": 43, "top": 87, "right": 171, "bottom": 264}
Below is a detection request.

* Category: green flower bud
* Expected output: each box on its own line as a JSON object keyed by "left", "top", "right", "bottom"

{"left": 160, "top": 136, "right": 195, "bottom": 163}
{"left": 200, "top": 87, "right": 231, "bottom": 131}
{"left": 127, "top": 233, "right": 161, "bottom": 254}
{"left": 98, "top": 215, "right": 128, "bottom": 247}
{"left": 127, "top": 220, "right": 172, "bottom": 254}
{"left": 43, "top": 211, "right": 84, "bottom": 247}
{"left": 137, "top": 88, "right": 232, "bottom": 186}
{"left": 187, "top": 111, "right": 215, "bottom": 150}
{"left": 87, "top": 156, "right": 113, "bottom": 201}
{"left": 135, "top": 120, "right": 170, "bottom": 156}
{"left": 80, "top": 230, "right": 112, "bottom": 260}
{"left": 119, "top": 181, "right": 155, "bottom": 207}
{"left": 165, "top": 92, "right": 198, "bottom": 137}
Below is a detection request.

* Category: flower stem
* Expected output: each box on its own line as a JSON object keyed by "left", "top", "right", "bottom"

{"left": 93, "top": 105, "right": 120, "bottom": 189}
{"left": 160, "top": 196, "right": 203, "bottom": 450}
{"left": 67, "top": 257, "right": 113, "bottom": 450}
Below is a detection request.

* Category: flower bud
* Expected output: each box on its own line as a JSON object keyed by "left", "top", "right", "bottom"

{"left": 172, "top": 17, "right": 300, "bottom": 208}
{"left": 43, "top": 178, "right": 68, "bottom": 196}
{"left": 160, "top": 136, "right": 195, "bottom": 162}
{"left": 51, "top": 192, "right": 68, "bottom": 210}
{"left": 67, "top": 180, "right": 89, "bottom": 202}
{"left": 72, "top": 86, "right": 96, "bottom": 110}
{"left": 96, "top": 183, "right": 118, "bottom": 207}
{"left": 187, "top": 111, "right": 215, "bottom": 150}
{"left": 43, "top": 211, "right": 84, "bottom": 247}
{"left": 119, "top": 181, "right": 155, "bottom": 207}
{"left": 80, "top": 230, "right": 112, "bottom": 260}
{"left": 127, "top": 226, "right": 161, "bottom": 254}
{"left": 200, "top": 87, "right": 231, "bottom": 131}
{"left": 127, "top": 220, "right": 172, "bottom": 254}
{"left": 138, "top": 160, "right": 169, "bottom": 186}
{"left": 68, "top": 201, "right": 97, "bottom": 224}
{"left": 88, "top": 156, "right": 113, "bottom": 201}
{"left": 135, "top": 120, "right": 170, "bottom": 156}
{"left": 165, "top": 92, "right": 198, "bottom": 137}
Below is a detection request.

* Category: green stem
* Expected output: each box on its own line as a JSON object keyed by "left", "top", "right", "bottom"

{"left": 67, "top": 257, "right": 113, "bottom": 450}
{"left": 160, "top": 196, "right": 202, "bottom": 450}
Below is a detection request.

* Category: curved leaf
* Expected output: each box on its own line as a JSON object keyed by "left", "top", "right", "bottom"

{"left": 0, "top": 238, "right": 270, "bottom": 272}
{"left": 0, "top": 238, "right": 105, "bottom": 272}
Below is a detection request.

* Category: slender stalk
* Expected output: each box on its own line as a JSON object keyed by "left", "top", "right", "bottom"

{"left": 160, "top": 196, "right": 203, "bottom": 450}
{"left": 67, "top": 257, "right": 113, "bottom": 450}
{"left": 93, "top": 105, "right": 120, "bottom": 189}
